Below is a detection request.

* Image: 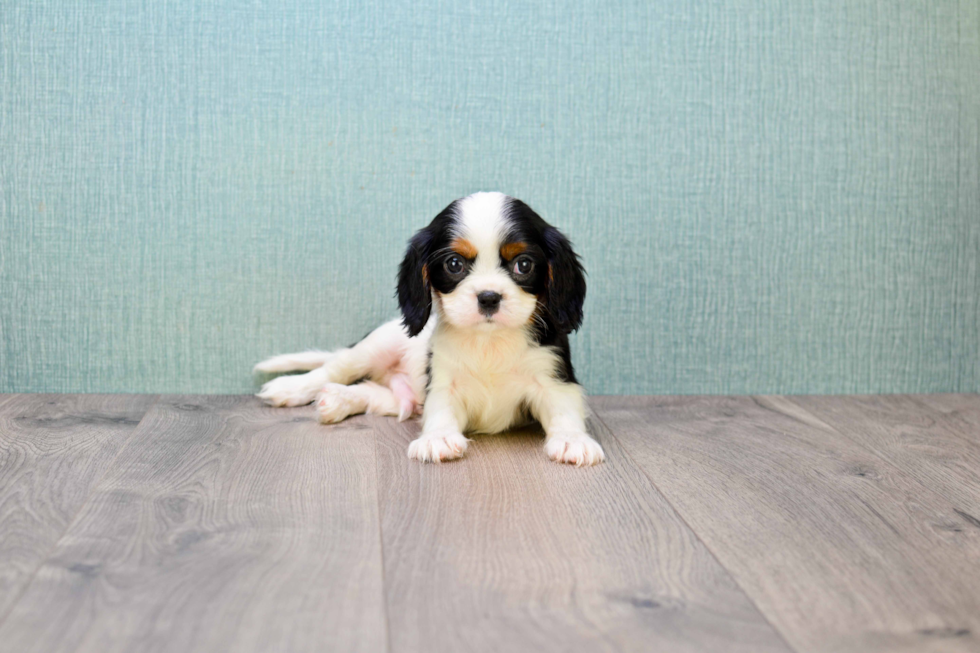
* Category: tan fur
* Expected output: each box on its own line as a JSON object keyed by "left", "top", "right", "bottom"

{"left": 500, "top": 241, "right": 528, "bottom": 260}
{"left": 450, "top": 237, "right": 478, "bottom": 259}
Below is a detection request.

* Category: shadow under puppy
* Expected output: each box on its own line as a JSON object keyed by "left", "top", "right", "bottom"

{"left": 255, "top": 191, "right": 604, "bottom": 466}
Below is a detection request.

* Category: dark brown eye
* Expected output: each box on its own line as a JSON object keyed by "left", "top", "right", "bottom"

{"left": 513, "top": 256, "right": 534, "bottom": 276}
{"left": 445, "top": 255, "right": 465, "bottom": 276}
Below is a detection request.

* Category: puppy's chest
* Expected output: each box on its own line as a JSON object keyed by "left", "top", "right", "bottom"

{"left": 436, "top": 332, "right": 553, "bottom": 379}
{"left": 431, "top": 331, "right": 559, "bottom": 428}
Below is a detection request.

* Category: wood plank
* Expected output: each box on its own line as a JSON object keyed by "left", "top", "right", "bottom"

{"left": 0, "top": 396, "right": 387, "bottom": 653}
{"left": 592, "top": 395, "right": 980, "bottom": 653}
{"left": 787, "top": 394, "right": 980, "bottom": 513}
{"left": 918, "top": 394, "right": 980, "bottom": 414}
{"left": 0, "top": 394, "right": 155, "bottom": 620}
{"left": 374, "top": 415, "right": 793, "bottom": 653}
{"left": 915, "top": 394, "right": 980, "bottom": 437}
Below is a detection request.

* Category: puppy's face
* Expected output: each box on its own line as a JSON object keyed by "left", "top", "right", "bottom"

{"left": 430, "top": 193, "right": 544, "bottom": 330}
{"left": 398, "top": 192, "right": 586, "bottom": 337}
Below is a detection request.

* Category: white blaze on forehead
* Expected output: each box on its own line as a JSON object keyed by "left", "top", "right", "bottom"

{"left": 452, "top": 192, "right": 510, "bottom": 271}
{"left": 438, "top": 191, "right": 538, "bottom": 330}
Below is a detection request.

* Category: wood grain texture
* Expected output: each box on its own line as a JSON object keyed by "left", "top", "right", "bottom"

{"left": 0, "top": 396, "right": 387, "bottom": 653}
{"left": 373, "top": 415, "right": 793, "bottom": 653}
{"left": 787, "top": 394, "right": 980, "bottom": 512}
{"left": 0, "top": 394, "right": 155, "bottom": 620}
{"left": 592, "top": 395, "right": 980, "bottom": 653}
{"left": 915, "top": 394, "right": 980, "bottom": 434}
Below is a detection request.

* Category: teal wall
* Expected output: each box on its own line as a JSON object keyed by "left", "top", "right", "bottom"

{"left": 2, "top": 1, "right": 978, "bottom": 395}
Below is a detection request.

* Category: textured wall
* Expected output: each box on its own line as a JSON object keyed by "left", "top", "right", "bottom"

{"left": 1, "top": 1, "right": 978, "bottom": 395}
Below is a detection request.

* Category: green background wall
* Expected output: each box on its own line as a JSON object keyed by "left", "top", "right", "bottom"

{"left": 2, "top": 1, "right": 978, "bottom": 395}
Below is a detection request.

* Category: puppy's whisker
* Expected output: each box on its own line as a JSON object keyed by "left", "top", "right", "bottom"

{"left": 530, "top": 309, "right": 548, "bottom": 333}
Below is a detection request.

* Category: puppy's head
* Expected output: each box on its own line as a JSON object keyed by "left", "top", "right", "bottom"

{"left": 397, "top": 192, "right": 586, "bottom": 336}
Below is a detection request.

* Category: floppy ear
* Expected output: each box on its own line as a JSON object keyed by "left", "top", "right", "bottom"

{"left": 397, "top": 230, "right": 432, "bottom": 337}
{"left": 543, "top": 226, "right": 586, "bottom": 333}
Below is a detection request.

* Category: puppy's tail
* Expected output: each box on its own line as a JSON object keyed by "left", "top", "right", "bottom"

{"left": 253, "top": 350, "right": 333, "bottom": 374}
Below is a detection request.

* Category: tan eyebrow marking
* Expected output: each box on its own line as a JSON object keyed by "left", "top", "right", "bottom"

{"left": 450, "top": 238, "right": 478, "bottom": 259}
{"left": 500, "top": 241, "right": 528, "bottom": 261}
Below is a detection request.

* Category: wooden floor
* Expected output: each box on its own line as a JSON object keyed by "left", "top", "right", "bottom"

{"left": 0, "top": 394, "right": 978, "bottom": 653}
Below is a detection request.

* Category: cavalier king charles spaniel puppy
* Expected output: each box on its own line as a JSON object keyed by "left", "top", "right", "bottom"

{"left": 254, "top": 191, "right": 604, "bottom": 466}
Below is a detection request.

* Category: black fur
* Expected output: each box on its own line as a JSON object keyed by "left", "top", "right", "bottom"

{"left": 425, "top": 348, "right": 434, "bottom": 392}
{"left": 397, "top": 195, "right": 586, "bottom": 384}
{"left": 396, "top": 231, "right": 432, "bottom": 337}
{"left": 503, "top": 199, "right": 587, "bottom": 334}
{"left": 397, "top": 201, "right": 458, "bottom": 336}
{"left": 503, "top": 198, "right": 586, "bottom": 383}
{"left": 537, "top": 327, "right": 577, "bottom": 383}
{"left": 541, "top": 226, "right": 587, "bottom": 332}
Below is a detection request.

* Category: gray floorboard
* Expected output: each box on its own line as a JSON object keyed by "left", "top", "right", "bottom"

{"left": 2, "top": 393, "right": 978, "bottom": 652}
{"left": 787, "top": 394, "right": 980, "bottom": 514}
{"left": 917, "top": 394, "right": 980, "bottom": 427}
{"left": 373, "top": 415, "right": 792, "bottom": 653}
{"left": 0, "top": 396, "right": 387, "bottom": 653}
{"left": 0, "top": 394, "right": 155, "bottom": 621}
{"left": 591, "top": 394, "right": 980, "bottom": 653}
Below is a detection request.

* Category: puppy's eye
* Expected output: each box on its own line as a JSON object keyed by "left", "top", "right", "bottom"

{"left": 512, "top": 256, "right": 534, "bottom": 276}
{"left": 445, "top": 255, "right": 465, "bottom": 277}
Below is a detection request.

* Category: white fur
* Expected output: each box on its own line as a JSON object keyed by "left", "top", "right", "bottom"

{"left": 256, "top": 319, "right": 431, "bottom": 408}
{"left": 417, "top": 315, "right": 602, "bottom": 466}
{"left": 253, "top": 350, "right": 333, "bottom": 374}
{"left": 315, "top": 381, "right": 417, "bottom": 423}
{"left": 254, "top": 191, "right": 604, "bottom": 466}
{"left": 440, "top": 192, "right": 538, "bottom": 331}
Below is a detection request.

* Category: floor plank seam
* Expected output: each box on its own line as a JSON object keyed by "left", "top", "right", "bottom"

{"left": 588, "top": 405, "right": 803, "bottom": 653}
{"left": 0, "top": 394, "right": 161, "bottom": 632}
{"left": 906, "top": 394, "right": 979, "bottom": 448}
{"left": 372, "top": 420, "right": 394, "bottom": 653}
{"left": 774, "top": 395, "right": 979, "bottom": 515}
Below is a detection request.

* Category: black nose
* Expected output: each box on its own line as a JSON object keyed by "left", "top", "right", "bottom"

{"left": 477, "top": 291, "right": 502, "bottom": 315}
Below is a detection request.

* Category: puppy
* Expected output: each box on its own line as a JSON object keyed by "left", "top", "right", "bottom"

{"left": 254, "top": 191, "right": 604, "bottom": 466}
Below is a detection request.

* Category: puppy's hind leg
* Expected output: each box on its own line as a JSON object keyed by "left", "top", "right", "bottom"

{"left": 315, "top": 319, "right": 412, "bottom": 385}
{"left": 253, "top": 350, "right": 332, "bottom": 374}
{"left": 316, "top": 381, "right": 406, "bottom": 424}
{"left": 257, "top": 319, "right": 412, "bottom": 407}
{"left": 257, "top": 366, "right": 331, "bottom": 407}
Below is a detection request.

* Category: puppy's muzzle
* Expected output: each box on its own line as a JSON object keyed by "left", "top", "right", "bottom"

{"left": 477, "top": 291, "right": 502, "bottom": 316}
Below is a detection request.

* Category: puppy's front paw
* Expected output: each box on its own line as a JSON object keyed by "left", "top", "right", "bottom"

{"left": 257, "top": 375, "right": 319, "bottom": 407}
{"left": 408, "top": 431, "right": 469, "bottom": 463}
{"left": 545, "top": 433, "right": 605, "bottom": 466}
{"left": 315, "top": 383, "right": 358, "bottom": 424}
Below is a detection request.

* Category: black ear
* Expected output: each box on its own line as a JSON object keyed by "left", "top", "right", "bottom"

{"left": 543, "top": 226, "right": 586, "bottom": 333}
{"left": 397, "top": 229, "right": 432, "bottom": 337}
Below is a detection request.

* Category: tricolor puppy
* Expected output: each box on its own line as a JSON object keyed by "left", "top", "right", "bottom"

{"left": 254, "top": 191, "right": 604, "bottom": 466}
